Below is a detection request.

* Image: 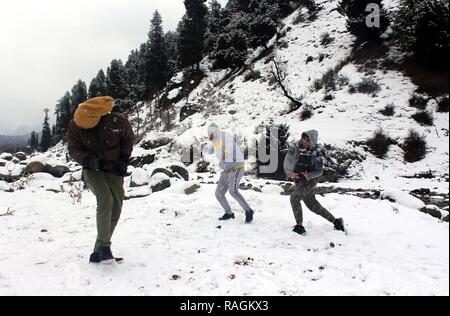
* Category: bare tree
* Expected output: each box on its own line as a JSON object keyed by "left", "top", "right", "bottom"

{"left": 270, "top": 58, "right": 303, "bottom": 114}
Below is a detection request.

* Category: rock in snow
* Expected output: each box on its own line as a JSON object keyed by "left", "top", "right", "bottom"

{"left": 382, "top": 188, "right": 426, "bottom": 210}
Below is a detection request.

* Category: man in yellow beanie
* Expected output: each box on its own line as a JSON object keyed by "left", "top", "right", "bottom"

{"left": 67, "top": 96, "right": 135, "bottom": 264}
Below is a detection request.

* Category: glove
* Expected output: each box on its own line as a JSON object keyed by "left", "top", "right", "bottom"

{"left": 82, "top": 156, "right": 105, "bottom": 171}
{"left": 116, "top": 155, "right": 130, "bottom": 177}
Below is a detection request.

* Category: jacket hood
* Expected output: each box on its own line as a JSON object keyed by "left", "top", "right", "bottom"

{"left": 302, "top": 130, "right": 319, "bottom": 148}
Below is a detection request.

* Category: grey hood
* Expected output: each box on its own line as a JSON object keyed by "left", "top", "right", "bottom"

{"left": 284, "top": 129, "right": 324, "bottom": 180}
{"left": 302, "top": 130, "right": 319, "bottom": 148}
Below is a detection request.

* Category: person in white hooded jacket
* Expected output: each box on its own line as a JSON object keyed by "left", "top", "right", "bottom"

{"left": 201, "top": 123, "right": 254, "bottom": 223}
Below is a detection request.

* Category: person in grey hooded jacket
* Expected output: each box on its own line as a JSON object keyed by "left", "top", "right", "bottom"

{"left": 284, "top": 130, "right": 345, "bottom": 235}
{"left": 201, "top": 123, "right": 254, "bottom": 223}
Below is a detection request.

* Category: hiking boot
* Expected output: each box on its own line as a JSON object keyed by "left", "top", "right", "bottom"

{"left": 89, "top": 252, "right": 123, "bottom": 264}
{"left": 219, "top": 213, "right": 235, "bottom": 221}
{"left": 245, "top": 210, "right": 254, "bottom": 224}
{"left": 334, "top": 218, "right": 346, "bottom": 233}
{"left": 99, "top": 246, "right": 115, "bottom": 264}
{"left": 293, "top": 225, "right": 307, "bottom": 236}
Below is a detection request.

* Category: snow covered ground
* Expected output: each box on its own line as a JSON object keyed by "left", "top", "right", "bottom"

{"left": 0, "top": 180, "right": 448, "bottom": 296}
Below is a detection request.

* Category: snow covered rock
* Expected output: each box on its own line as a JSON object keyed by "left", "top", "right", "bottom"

{"left": 0, "top": 180, "right": 13, "bottom": 192}
{"left": 13, "top": 152, "right": 27, "bottom": 161}
{"left": 0, "top": 153, "right": 13, "bottom": 161}
{"left": 129, "top": 154, "right": 156, "bottom": 168}
{"left": 31, "top": 173, "right": 57, "bottom": 181}
{"left": 125, "top": 186, "right": 151, "bottom": 200}
{"left": 0, "top": 159, "right": 5, "bottom": 167}
{"left": 382, "top": 188, "right": 426, "bottom": 210}
{"left": 46, "top": 164, "right": 70, "bottom": 178}
{"left": 130, "top": 168, "right": 150, "bottom": 188}
{"left": 25, "top": 161, "right": 46, "bottom": 174}
{"left": 25, "top": 161, "right": 69, "bottom": 178}
{"left": 0, "top": 162, "right": 24, "bottom": 182}
{"left": 45, "top": 181, "right": 63, "bottom": 193}
{"left": 169, "top": 165, "right": 189, "bottom": 181}
{"left": 150, "top": 173, "right": 171, "bottom": 193}
{"left": 61, "top": 170, "right": 83, "bottom": 183}
{"left": 140, "top": 137, "right": 173, "bottom": 150}
{"left": 151, "top": 168, "right": 175, "bottom": 179}
{"left": 420, "top": 205, "right": 443, "bottom": 220}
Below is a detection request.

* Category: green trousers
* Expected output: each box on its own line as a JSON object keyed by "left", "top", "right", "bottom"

{"left": 84, "top": 170, "right": 125, "bottom": 252}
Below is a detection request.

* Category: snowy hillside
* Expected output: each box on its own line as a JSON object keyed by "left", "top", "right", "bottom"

{"left": 0, "top": 0, "right": 448, "bottom": 296}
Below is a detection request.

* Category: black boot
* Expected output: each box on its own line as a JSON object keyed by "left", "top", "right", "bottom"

{"left": 245, "top": 210, "right": 254, "bottom": 224}
{"left": 89, "top": 252, "right": 101, "bottom": 263}
{"left": 219, "top": 213, "right": 235, "bottom": 221}
{"left": 89, "top": 252, "right": 123, "bottom": 264}
{"left": 334, "top": 218, "right": 346, "bottom": 233}
{"left": 293, "top": 225, "right": 307, "bottom": 236}
{"left": 99, "top": 246, "right": 114, "bottom": 263}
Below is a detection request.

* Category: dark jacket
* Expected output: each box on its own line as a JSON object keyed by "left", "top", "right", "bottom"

{"left": 284, "top": 130, "right": 324, "bottom": 181}
{"left": 67, "top": 112, "right": 135, "bottom": 172}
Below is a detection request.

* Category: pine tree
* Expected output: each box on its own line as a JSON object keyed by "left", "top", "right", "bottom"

{"left": 29, "top": 131, "right": 39, "bottom": 151}
{"left": 227, "top": 0, "right": 252, "bottom": 13}
{"left": 178, "top": 0, "right": 208, "bottom": 70}
{"left": 165, "top": 30, "right": 179, "bottom": 78}
{"left": 88, "top": 69, "right": 107, "bottom": 98}
{"left": 338, "top": 0, "right": 389, "bottom": 42}
{"left": 247, "top": 0, "right": 280, "bottom": 49}
{"left": 54, "top": 91, "right": 72, "bottom": 136}
{"left": 393, "top": 0, "right": 449, "bottom": 68}
{"left": 71, "top": 80, "right": 88, "bottom": 114}
{"left": 146, "top": 11, "right": 169, "bottom": 96}
{"left": 106, "top": 59, "right": 130, "bottom": 110}
{"left": 212, "top": 29, "right": 249, "bottom": 69}
{"left": 40, "top": 108, "right": 52, "bottom": 152}
{"left": 125, "top": 49, "right": 146, "bottom": 102}
{"left": 205, "top": 0, "right": 225, "bottom": 53}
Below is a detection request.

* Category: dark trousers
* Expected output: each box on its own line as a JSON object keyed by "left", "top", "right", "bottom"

{"left": 84, "top": 170, "right": 125, "bottom": 252}
{"left": 290, "top": 179, "right": 336, "bottom": 226}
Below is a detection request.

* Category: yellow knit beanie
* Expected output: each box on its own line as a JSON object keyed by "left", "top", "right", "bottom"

{"left": 74, "top": 96, "right": 114, "bottom": 129}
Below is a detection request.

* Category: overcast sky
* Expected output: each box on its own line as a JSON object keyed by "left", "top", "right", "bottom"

{"left": 0, "top": 0, "right": 227, "bottom": 135}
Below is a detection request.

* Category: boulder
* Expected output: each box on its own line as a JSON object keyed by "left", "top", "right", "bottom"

{"left": 130, "top": 168, "right": 150, "bottom": 187}
{"left": 125, "top": 186, "right": 151, "bottom": 200}
{"left": 14, "top": 152, "right": 27, "bottom": 161}
{"left": 0, "top": 160, "right": 5, "bottom": 167}
{"left": 444, "top": 215, "right": 449, "bottom": 222}
{"left": 150, "top": 173, "right": 171, "bottom": 193}
{"left": 0, "top": 153, "right": 13, "bottom": 161}
{"left": 25, "top": 161, "right": 70, "bottom": 178}
{"left": 46, "top": 165, "right": 70, "bottom": 178}
{"left": 196, "top": 160, "right": 210, "bottom": 173}
{"left": 0, "top": 180, "right": 13, "bottom": 193}
{"left": 130, "top": 154, "right": 156, "bottom": 168}
{"left": 25, "top": 161, "right": 47, "bottom": 175}
{"left": 169, "top": 165, "right": 189, "bottom": 181}
{"left": 420, "top": 205, "right": 443, "bottom": 220}
{"left": 151, "top": 168, "right": 175, "bottom": 179}
{"left": 140, "top": 137, "right": 173, "bottom": 150}
{"left": 185, "top": 184, "right": 201, "bottom": 195}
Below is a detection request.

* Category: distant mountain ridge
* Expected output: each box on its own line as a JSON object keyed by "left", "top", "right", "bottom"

{"left": 0, "top": 134, "right": 29, "bottom": 146}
